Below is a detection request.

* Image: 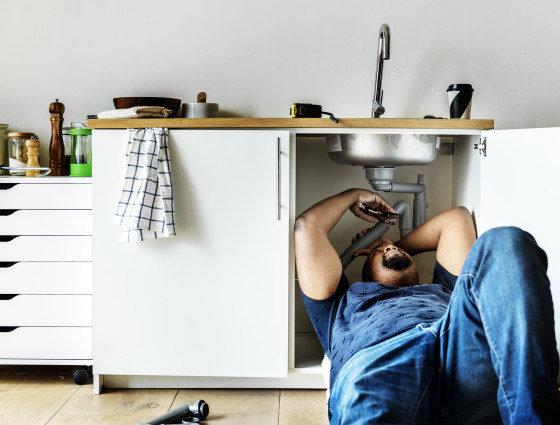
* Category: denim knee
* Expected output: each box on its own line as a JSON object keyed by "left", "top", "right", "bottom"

{"left": 478, "top": 226, "right": 532, "bottom": 247}
{"left": 463, "top": 225, "right": 549, "bottom": 296}
{"left": 476, "top": 226, "right": 546, "bottom": 266}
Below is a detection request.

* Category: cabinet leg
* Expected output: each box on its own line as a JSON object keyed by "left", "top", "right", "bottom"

{"left": 93, "top": 374, "right": 103, "bottom": 395}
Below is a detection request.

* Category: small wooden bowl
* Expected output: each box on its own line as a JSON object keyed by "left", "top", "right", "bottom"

{"left": 113, "top": 97, "right": 181, "bottom": 117}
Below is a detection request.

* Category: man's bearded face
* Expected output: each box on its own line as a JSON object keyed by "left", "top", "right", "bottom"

{"left": 382, "top": 251, "right": 413, "bottom": 271}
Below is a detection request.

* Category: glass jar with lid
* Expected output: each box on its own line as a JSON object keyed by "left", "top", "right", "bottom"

{"left": 7, "top": 132, "right": 36, "bottom": 175}
{"left": 70, "top": 128, "right": 92, "bottom": 176}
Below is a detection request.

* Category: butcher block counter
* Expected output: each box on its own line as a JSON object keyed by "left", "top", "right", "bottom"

{"left": 88, "top": 117, "right": 494, "bottom": 130}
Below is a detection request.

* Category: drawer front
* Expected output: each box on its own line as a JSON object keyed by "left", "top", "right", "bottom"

{"left": 0, "top": 295, "right": 91, "bottom": 326}
{"left": 0, "top": 210, "right": 92, "bottom": 235}
{"left": 0, "top": 262, "right": 92, "bottom": 294}
{"left": 0, "top": 183, "right": 92, "bottom": 209}
{"left": 0, "top": 327, "right": 92, "bottom": 359}
{"left": 0, "top": 236, "right": 92, "bottom": 261}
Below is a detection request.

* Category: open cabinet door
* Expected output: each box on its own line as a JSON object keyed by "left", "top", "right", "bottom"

{"left": 478, "top": 127, "right": 560, "bottom": 367}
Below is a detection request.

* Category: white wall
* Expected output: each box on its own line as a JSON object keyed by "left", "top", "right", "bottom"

{"left": 1, "top": 0, "right": 559, "bottom": 162}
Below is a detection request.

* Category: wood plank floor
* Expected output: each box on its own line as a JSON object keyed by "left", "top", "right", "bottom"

{"left": 0, "top": 366, "right": 329, "bottom": 425}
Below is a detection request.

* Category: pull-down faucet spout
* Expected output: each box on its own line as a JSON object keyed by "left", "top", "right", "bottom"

{"left": 372, "top": 23, "right": 390, "bottom": 118}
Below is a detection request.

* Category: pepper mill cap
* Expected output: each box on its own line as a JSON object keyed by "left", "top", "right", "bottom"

{"left": 26, "top": 138, "right": 40, "bottom": 148}
{"left": 49, "top": 99, "right": 65, "bottom": 114}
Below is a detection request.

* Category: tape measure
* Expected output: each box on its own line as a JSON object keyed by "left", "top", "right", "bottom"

{"left": 290, "top": 103, "right": 322, "bottom": 118}
{"left": 290, "top": 103, "right": 339, "bottom": 123}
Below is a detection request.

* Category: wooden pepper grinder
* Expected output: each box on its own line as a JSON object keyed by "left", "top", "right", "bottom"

{"left": 25, "top": 137, "right": 40, "bottom": 177}
{"left": 49, "top": 99, "right": 65, "bottom": 176}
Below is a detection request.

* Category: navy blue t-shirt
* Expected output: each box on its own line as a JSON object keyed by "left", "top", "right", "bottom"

{"left": 301, "top": 261, "right": 457, "bottom": 390}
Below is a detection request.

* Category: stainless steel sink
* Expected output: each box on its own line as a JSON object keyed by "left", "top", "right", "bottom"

{"left": 326, "top": 133, "right": 439, "bottom": 167}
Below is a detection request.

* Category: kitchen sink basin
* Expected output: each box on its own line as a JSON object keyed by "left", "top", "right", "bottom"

{"left": 326, "top": 133, "right": 439, "bottom": 167}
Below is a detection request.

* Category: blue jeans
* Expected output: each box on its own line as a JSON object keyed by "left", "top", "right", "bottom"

{"left": 329, "top": 227, "right": 560, "bottom": 424}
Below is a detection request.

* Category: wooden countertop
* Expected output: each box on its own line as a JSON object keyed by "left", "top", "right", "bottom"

{"left": 87, "top": 117, "right": 494, "bottom": 130}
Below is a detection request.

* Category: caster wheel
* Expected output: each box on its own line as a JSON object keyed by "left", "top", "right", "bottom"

{"left": 72, "top": 366, "right": 92, "bottom": 385}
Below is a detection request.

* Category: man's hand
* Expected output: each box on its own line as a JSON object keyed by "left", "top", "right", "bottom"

{"left": 349, "top": 192, "right": 395, "bottom": 223}
{"left": 294, "top": 189, "right": 392, "bottom": 300}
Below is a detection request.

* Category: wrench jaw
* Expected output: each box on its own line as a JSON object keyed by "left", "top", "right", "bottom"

{"left": 358, "top": 202, "right": 400, "bottom": 225}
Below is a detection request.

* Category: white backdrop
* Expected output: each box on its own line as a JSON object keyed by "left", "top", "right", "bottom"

{"left": 1, "top": 0, "right": 559, "bottom": 162}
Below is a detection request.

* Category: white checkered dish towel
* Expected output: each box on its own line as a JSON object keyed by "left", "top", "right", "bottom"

{"left": 114, "top": 128, "right": 176, "bottom": 242}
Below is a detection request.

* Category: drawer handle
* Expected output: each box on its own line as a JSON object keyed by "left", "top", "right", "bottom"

{"left": 0, "top": 294, "right": 18, "bottom": 300}
{"left": 0, "top": 236, "right": 19, "bottom": 242}
{"left": 0, "top": 183, "right": 18, "bottom": 190}
{"left": 0, "top": 327, "right": 18, "bottom": 332}
{"left": 0, "top": 209, "right": 18, "bottom": 216}
{"left": 0, "top": 262, "right": 18, "bottom": 268}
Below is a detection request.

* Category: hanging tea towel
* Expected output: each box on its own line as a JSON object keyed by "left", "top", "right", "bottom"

{"left": 114, "top": 128, "right": 176, "bottom": 242}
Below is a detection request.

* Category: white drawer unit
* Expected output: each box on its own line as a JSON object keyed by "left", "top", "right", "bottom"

{"left": 0, "top": 236, "right": 92, "bottom": 261}
{"left": 0, "top": 327, "right": 92, "bottom": 360}
{"left": 0, "top": 181, "right": 92, "bottom": 209}
{"left": 0, "top": 209, "right": 92, "bottom": 235}
{"left": 0, "top": 262, "right": 92, "bottom": 294}
{"left": 0, "top": 177, "right": 93, "bottom": 383}
{"left": 0, "top": 295, "right": 92, "bottom": 326}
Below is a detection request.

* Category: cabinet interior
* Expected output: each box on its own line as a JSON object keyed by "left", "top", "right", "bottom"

{"left": 293, "top": 136, "right": 456, "bottom": 370}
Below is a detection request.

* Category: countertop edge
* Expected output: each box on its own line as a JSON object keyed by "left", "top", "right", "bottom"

{"left": 87, "top": 117, "right": 494, "bottom": 130}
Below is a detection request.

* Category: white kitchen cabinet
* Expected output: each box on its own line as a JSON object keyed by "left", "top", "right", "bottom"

{"left": 92, "top": 130, "right": 291, "bottom": 389}
{"left": 453, "top": 128, "right": 560, "bottom": 359}
{"left": 90, "top": 122, "right": 560, "bottom": 392}
{"left": 0, "top": 178, "right": 93, "bottom": 369}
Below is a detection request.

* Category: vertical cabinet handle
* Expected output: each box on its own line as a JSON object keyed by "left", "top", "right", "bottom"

{"left": 276, "top": 137, "right": 281, "bottom": 221}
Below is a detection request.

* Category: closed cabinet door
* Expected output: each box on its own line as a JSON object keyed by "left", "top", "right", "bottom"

{"left": 478, "top": 127, "right": 560, "bottom": 358}
{"left": 93, "top": 129, "right": 290, "bottom": 378}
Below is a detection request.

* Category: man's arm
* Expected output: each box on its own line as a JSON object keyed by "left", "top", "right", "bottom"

{"left": 395, "top": 207, "right": 477, "bottom": 275}
{"left": 294, "top": 188, "right": 394, "bottom": 300}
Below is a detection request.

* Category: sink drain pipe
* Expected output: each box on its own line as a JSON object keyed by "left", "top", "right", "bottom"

{"left": 340, "top": 200, "right": 412, "bottom": 270}
{"left": 364, "top": 167, "right": 427, "bottom": 228}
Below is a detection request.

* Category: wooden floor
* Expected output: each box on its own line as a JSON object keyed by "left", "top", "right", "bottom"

{"left": 0, "top": 366, "right": 329, "bottom": 425}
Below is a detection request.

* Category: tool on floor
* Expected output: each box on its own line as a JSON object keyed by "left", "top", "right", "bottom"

{"left": 358, "top": 202, "right": 400, "bottom": 224}
{"left": 136, "top": 400, "right": 209, "bottom": 425}
{"left": 290, "top": 103, "right": 339, "bottom": 123}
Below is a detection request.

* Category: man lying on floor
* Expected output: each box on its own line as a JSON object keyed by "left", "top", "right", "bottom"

{"left": 294, "top": 188, "right": 560, "bottom": 425}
